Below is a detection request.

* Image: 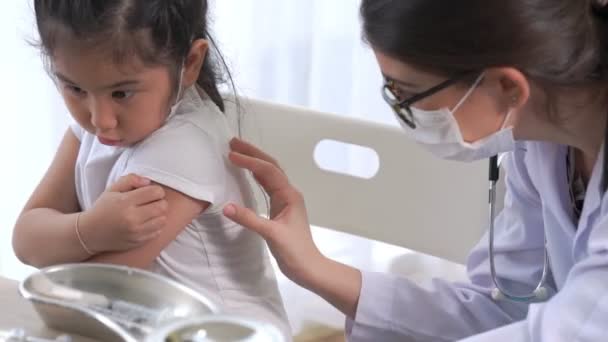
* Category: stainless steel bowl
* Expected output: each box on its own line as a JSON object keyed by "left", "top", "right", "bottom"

{"left": 146, "top": 316, "right": 286, "bottom": 342}
{"left": 20, "top": 264, "right": 220, "bottom": 342}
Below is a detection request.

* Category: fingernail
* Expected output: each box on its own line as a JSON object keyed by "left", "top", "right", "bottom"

{"left": 223, "top": 204, "right": 236, "bottom": 217}
{"left": 140, "top": 177, "right": 151, "bottom": 185}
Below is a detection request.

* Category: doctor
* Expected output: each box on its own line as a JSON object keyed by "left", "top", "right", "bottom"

{"left": 224, "top": 0, "right": 608, "bottom": 341}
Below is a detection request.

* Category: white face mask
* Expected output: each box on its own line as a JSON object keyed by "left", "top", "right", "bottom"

{"left": 398, "top": 73, "right": 516, "bottom": 162}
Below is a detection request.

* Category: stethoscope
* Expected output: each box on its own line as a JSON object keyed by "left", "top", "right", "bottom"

{"left": 488, "top": 155, "right": 550, "bottom": 302}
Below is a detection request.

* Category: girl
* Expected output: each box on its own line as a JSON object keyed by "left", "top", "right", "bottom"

{"left": 13, "top": 0, "right": 290, "bottom": 338}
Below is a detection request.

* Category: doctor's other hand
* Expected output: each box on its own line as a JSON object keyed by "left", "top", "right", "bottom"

{"left": 222, "top": 138, "right": 325, "bottom": 287}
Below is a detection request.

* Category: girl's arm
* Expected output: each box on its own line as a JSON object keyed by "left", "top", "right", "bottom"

{"left": 89, "top": 185, "right": 209, "bottom": 268}
{"left": 13, "top": 129, "right": 167, "bottom": 268}
{"left": 12, "top": 129, "right": 90, "bottom": 267}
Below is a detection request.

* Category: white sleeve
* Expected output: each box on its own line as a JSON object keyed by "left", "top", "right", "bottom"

{"left": 70, "top": 122, "right": 84, "bottom": 141}
{"left": 346, "top": 146, "right": 555, "bottom": 341}
{"left": 121, "top": 121, "right": 226, "bottom": 205}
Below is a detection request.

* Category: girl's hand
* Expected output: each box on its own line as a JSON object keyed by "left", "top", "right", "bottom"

{"left": 79, "top": 174, "right": 168, "bottom": 253}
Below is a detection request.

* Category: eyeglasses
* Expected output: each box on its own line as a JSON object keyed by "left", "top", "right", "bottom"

{"left": 382, "top": 72, "right": 475, "bottom": 129}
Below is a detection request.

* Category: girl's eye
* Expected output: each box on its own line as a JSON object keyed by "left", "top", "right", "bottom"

{"left": 112, "top": 90, "right": 134, "bottom": 100}
{"left": 66, "top": 85, "right": 86, "bottom": 96}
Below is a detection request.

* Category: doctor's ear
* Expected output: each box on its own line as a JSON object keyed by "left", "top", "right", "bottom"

{"left": 483, "top": 68, "right": 530, "bottom": 111}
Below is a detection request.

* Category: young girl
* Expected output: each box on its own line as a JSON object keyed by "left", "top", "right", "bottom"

{"left": 12, "top": 0, "right": 290, "bottom": 338}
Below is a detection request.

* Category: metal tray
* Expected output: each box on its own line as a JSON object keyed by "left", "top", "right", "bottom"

{"left": 20, "top": 264, "right": 219, "bottom": 342}
{"left": 146, "top": 316, "right": 285, "bottom": 342}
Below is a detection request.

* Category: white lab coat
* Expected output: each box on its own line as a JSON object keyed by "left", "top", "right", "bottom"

{"left": 346, "top": 141, "right": 608, "bottom": 341}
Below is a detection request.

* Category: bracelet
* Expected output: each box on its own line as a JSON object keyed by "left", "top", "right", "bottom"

{"left": 75, "top": 213, "right": 94, "bottom": 256}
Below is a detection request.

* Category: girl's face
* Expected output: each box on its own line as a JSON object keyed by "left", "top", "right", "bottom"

{"left": 52, "top": 45, "right": 176, "bottom": 147}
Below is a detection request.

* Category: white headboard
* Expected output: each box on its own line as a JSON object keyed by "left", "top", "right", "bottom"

{"left": 227, "top": 98, "right": 496, "bottom": 264}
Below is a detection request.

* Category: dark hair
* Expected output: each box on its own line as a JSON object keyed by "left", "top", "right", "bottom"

{"left": 361, "top": 0, "right": 608, "bottom": 85}
{"left": 34, "top": 0, "right": 232, "bottom": 112}
{"left": 361, "top": 0, "right": 608, "bottom": 190}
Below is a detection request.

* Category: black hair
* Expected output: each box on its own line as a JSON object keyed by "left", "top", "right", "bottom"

{"left": 34, "top": 0, "right": 233, "bottom": 112}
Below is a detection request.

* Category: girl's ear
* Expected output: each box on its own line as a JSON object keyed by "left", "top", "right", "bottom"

{"left": 182, "top": 39, "right": 209, "bottom": 87}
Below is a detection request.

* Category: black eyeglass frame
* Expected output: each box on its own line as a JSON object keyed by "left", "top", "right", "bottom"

{"left": 382, "top": 71, "right": 477, "bottom": 129}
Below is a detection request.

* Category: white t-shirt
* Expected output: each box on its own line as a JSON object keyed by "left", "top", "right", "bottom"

{"left": 71, "top": 87, "right": 290, "bottom": 338}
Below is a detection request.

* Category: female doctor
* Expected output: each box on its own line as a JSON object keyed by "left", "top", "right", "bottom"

{"left": 223, "top": 0, "right": 608, "bottom": 341}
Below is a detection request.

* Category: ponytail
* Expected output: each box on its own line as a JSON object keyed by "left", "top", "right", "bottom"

{"left": 592, "top": 0, "right": 608, "bottom": 192}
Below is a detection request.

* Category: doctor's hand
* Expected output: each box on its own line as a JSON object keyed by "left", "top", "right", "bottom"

{"left": 222, "top": 138, "right": 325, "bottom": 286}
{"left": 223, "top": 139, "right": 363, "bottom": 317}
{"left": 223, "top": 138, "right": 363, "bottom": 318}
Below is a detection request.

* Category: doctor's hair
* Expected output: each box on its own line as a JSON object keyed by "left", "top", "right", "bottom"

{"left": 33, "top": 0, "right": 235, "bottom": 113}
{"left": 361, "top": 0, "right": 608, "bottom": 192}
